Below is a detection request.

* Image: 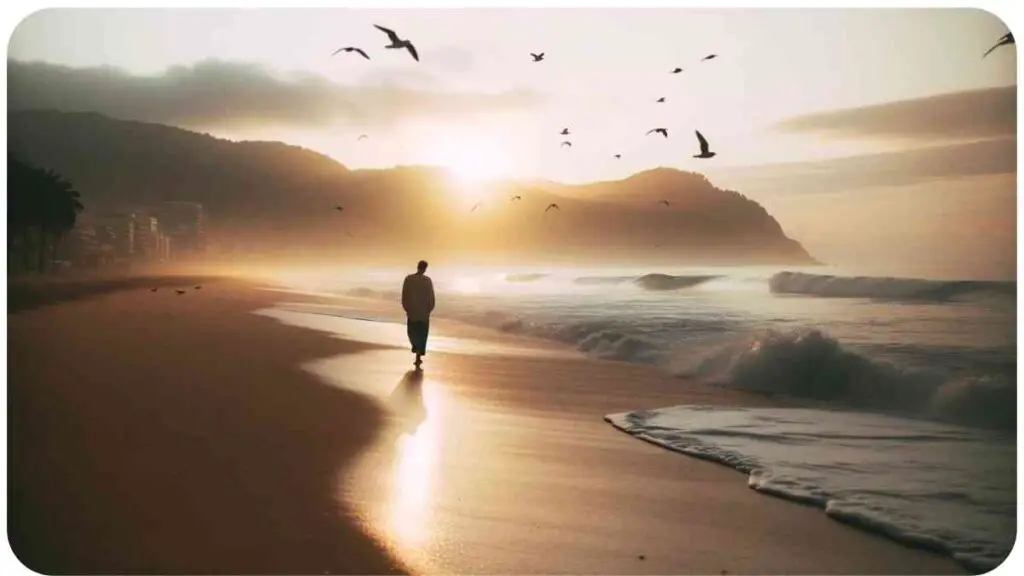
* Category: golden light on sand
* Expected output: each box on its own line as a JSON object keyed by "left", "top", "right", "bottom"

{"left": 388, "top": 379, "right": 441, "bottom": 550}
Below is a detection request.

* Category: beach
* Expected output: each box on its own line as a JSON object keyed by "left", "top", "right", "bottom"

{"left": 6, "top": 278, "right": 967, "bottom": 574}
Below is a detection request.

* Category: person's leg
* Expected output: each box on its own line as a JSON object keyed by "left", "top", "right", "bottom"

{"left": 420, "top": 320, "right": 430, "bottom": 356}
{"left": 407, "top": 319, "right": 417, "bottom": 352}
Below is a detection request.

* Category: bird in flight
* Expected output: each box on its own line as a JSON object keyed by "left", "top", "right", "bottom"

{"left": 613, "top": 154, "right": 621, "bottom": 159}
{"left": 175, "top": 290, "right": 187, "bottom": 295}
{"left": 374, "top": 24, "right": 419, "bottom": 61}
{"left": 560, "top": 128, "right": 570, "bottom": 135}
{"left": 510, "top": 195, "right": 522, "bottom": 202}
{"left": 346, "top": 230, "right": 355, "bottom": 237}
{"left": 701, "top": 54, "right": 717, "bottom": 61}
{"left": 334, "top": 206, "right": 345, "bottom": 212}
{"left": 531, "top": 52, "right": 545, "bottom": 62}
{"left": 983, "top": 32, "right": 1015, "bottom": 57}
{"left": 561, "top": 141, "right": 572, "bottom": 148}
{"left": 647, "top": 128, "right": 668, "bottom": 138}
{"left": 693, "top": 130, "right": 716, "bottom": 158}
{"left": 194, "top": 285, "right": 202, "bottom": 290}
{"left": 655, "top": 97, "right": 666, "bottom": 103}
{"left": 470, "top": 201, "right": 482, "bottom": 213}
{"left": 671, "top": 67, "right": 683, "bottom": 74}
{"left": 333, "top": 46, "right": 370, "bottom": 59}
{"left": 545, "top": 203, "right": 560, "bottom": 213}
{"left": 150, "top": 287, "right": 158, "bottom": 292}
{"left": 357, "top": 134, "right": 369, "bottom": 141}
{"left": 659, "top": 200, "right": 671, "bottom": 207}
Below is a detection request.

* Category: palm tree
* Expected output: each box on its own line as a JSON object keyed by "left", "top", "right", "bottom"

{"left": 7, "top": 156, "right": 84, "bottom": 273}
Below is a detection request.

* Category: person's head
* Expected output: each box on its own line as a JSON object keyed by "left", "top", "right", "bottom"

{"left": 416, "top": 260, "right": 428, "bottom": 274}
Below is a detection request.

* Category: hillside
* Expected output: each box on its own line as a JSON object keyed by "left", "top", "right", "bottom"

{"left": 7, "top": 110, "right": 818, "bottom": 266}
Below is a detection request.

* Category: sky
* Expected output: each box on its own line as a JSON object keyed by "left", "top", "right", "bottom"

{"left": 6, "top": 7, "right": 1019, "bottom": 278}
{"left": 7, "top": 8, "right": 1016, "bottom": 180}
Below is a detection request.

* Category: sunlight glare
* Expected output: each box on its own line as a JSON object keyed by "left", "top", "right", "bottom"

{"left": 430, "top": 135, "right": 513, "bottom": 201}
{"left": 389, "top": 379, "right": 442, "bottom": 550}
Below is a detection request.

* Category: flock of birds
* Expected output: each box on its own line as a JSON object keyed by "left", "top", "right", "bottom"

{"left": 328, "top": 23, "right": 1016, "bottom": 220}
{"left": 329, "top": 23, "right": 729, "bottom": 218}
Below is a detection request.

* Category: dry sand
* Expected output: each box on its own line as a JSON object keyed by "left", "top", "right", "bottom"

{"left": 7, "top": 280, "right": 407, "bottom": 574}
{"left": 6, "top": 280, "right": 966, "bottom": 574}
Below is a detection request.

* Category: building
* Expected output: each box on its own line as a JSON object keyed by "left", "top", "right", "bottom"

{"left": 157, "top": 201, "right": 206, "bottom": 256}
{"left": 96, "top": 212, "right": 136, "bottom": 258}
{"left": 158, "top": 234, "right": 172, "bottom": 262}
{"left": 132, "top": 214, "right": 160, "bottom": 260}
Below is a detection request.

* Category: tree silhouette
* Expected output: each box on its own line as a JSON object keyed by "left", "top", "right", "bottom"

{"left": 8, "top": 155, "right": 84, "bottom": 273}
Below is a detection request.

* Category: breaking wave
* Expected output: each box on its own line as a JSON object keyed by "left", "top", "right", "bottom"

{"left": 504, "top": 273, "right": 550, "bottom": 282}
{"left": 574, "top": 273, "right": 720, "bottom": 291}
{"left": 770, "top": 271, "right": 1016, "bottom": 303}
{"left": 677, "top": 328, "right": 1015, "bottom": 432}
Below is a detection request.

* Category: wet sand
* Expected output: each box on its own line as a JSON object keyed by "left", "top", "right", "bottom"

{"left": 6, "top": 281, "right": 966, "bottom": 574}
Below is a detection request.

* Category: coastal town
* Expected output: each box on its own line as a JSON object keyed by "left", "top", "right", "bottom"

{"left": 59, "top": 201, "right": 206, "bottom": 270}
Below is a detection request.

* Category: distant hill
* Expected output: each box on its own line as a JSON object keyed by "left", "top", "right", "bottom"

{"left": 7, "top": 110, "right": 818, "bottom": 266}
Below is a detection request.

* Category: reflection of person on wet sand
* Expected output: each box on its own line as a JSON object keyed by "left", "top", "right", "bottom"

{"left": 387, "top": 370, "right": 427, "bottom": 436}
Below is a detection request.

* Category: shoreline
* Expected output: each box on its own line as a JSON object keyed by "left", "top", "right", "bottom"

{"left": 6, "top": 280, "right": 969, "bottom": 574}
{"left": 259, "top": 296, "right": 967, "bottom": 574}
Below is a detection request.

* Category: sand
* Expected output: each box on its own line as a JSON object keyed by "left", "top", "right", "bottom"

{"left": 6, "top": 279, "right": 966, "bottom": 574}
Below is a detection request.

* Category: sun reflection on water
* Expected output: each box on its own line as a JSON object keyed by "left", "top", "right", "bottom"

{"left": 387, "top": 376, "right": 442, "bottom": 551}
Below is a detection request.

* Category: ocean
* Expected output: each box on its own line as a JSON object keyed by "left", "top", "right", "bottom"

{"left": 274, "top": 264, "right": 1016, "bottom": 571}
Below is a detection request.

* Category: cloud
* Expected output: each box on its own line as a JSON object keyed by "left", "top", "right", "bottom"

{"left": 774, "top": 86, "right": 1016, "bottom": 140}
{"left": 709, "top": 137, "right": 1016, "bottom": 197}
{"left": 7, "top": 58, "right": 541, "bottom": 130}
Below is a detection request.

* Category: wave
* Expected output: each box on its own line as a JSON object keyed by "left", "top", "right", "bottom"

{"left": 606, "top": 406, "right": 1015, "bottom": 573}
{"left": 504, "top": 273, "right": 550, "bottom": 283}
{"left": 574, "top": 273, "right": 720, "bottom": 291}
{"left": 770, "top": 271, "right": 1016, "bottom": 303}
{"left": 676, "top": 328, "right": 1015, "bottom": 432}
{"left": 573, "top": 276, "right": 634, "bottom": 286}
{"left": 634, "top": 273, "right": 720, "bottom": 291}
{"left": 342, "top": 286, "right": 400, "bottom": 301}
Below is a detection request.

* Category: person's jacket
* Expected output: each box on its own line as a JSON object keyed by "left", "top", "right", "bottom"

{"left": 402, "top": 273, "right": 435, "bottom": 322}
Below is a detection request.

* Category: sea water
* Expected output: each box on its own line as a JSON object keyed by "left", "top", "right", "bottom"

{"left": 273, "top": 264, "right": 1016, "bottom": 570}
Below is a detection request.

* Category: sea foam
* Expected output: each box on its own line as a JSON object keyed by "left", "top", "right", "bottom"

{"left": 606, "top": 405, "right": 1015, "bottom": 573}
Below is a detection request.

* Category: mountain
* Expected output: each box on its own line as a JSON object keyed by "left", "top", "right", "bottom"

{"left": 7, "top": 110, "right": 818, "bottom": 266}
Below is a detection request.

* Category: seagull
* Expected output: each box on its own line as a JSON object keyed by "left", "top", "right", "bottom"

{"left": 647, "top": 128, "right": 668, "bottom": 138}
{"left": 175, "top": 290, "right": 187, "bottom": 295}
{"left": 194, "top": 285, "right": 202, "bottom": 290}
{"left": 693, "top": 130, "right": 716, "bottom": 158}
{"left": 150, "top": 287, "right": 158, "bottom": 292}
{"left": 510, "top": 195, "right": 522, "bottom": 201}
{"left": 560, "top": 128, "right": 570, "bottom": 135}
{"left": 613, "top": 154, "right": 621, "bottom": 159}
{"left": 545, "top": 203, "right": 560, "bottom": 213}
{"left": 374, "top": 24, "right": 419, "bottom": 61}
{"left": 655, "top": 97, "right": 666, "bottom": 103}
{"left": 671, "top": 67, "right": 683, "bottom": 74}
{"left": 659, "top": 200, "right": 670, "bottom": 207}
{"left": 357, "top": 134, "right": 369, "bottom": 141}
{"left": 346, "top": 230, "right": 355, "bottom": 237}
{"left": 701, "top": 54, "right": 717, "bottom": 61}
{"left": 561, "top": 141, "right": 572, "bottom": 148}
{"left": 531, "top": 52, "right": 545, "bottom": 62}
{"left": 983, "top": 32, "right": 1015, "bottom": 57}
{"left": 470, "top": 201, "right": 482, "bottom": 213}
{"left": 332, "top": 46, "right": 370, "bottom": 60}
{"left": 334, "top": 206, "right": 345, "bottom": 212}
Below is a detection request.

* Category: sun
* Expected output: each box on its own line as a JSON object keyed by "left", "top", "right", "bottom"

{"left": 431, "top": 135, "right": 513, "bottom": 200}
